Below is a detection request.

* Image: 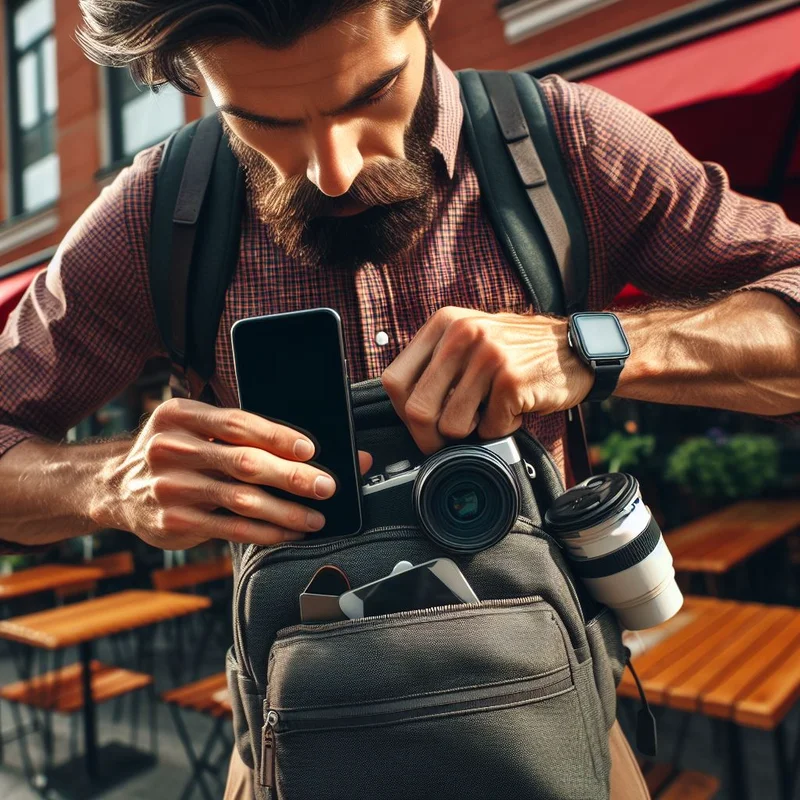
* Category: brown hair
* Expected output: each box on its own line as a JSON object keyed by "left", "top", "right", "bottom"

{"left": 77, "top": 0, "right": 433, "bottom": 95}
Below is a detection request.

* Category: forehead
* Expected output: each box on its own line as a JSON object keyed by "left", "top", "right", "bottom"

{"left": 198, "top": 7, "right": 415, "bottom": 109}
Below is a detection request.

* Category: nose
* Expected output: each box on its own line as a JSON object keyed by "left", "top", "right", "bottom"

{"left": 306, "top": 123, "right": 364, "bottom": 197}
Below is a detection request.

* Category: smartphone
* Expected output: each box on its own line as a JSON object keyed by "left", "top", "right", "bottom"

{"left": 338, "top": 558, "right": 480, "bottom": 619}
{"left": 230, "top": 308, "right": 362, "bottom": 538}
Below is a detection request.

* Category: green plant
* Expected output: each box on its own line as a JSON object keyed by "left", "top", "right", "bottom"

{"left": 598, "top": 432, "right": 656, "bottom": 474}
{"left": 665, "top": 434, "right": 780, "bottom": 500}
{"left": 0, "top": 554, "right": 31, "bottom": 573}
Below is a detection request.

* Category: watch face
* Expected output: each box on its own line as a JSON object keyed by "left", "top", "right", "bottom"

{"left": 572, "top": 313, "right": 631, "bottom": 360}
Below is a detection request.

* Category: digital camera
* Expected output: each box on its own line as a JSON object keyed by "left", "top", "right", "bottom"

{"left": 362, "top": 437, "right": 532, "bottom": 554}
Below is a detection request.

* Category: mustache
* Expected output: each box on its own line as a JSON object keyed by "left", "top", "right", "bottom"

{"left": 255, "top": 156, "right": 430, "bottom": 223}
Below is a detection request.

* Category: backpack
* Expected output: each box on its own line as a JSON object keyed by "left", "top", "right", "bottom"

{"left": 149, "top": 70, "right": 635, "bottom": 799}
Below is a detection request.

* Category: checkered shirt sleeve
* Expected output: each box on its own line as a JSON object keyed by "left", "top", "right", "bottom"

{"left": 0, "top": 147, "right": 165, "bottom": 460}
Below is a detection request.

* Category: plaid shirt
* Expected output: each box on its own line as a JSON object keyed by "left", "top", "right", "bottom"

{"left": 2, "top": 56, "right": 799, "bottom": 484}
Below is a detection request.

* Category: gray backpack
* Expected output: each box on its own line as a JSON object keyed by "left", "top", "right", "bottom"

{"left": 150, "top": 70, "right": 637, "bottom": 799}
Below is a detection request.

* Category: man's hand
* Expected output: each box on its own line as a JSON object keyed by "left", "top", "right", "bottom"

{"left": 381, "top": 307, "right": 593, "bottom": 454}
{"left": 91, "top": 399, "right": 372, "bottom": 550}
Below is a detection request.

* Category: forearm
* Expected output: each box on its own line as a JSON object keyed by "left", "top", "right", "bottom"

{"left": 0, "top": 437, "right": 132, "bottom": 547}
{"left": 616, "top": 291, "right": 800, "bottom": 416}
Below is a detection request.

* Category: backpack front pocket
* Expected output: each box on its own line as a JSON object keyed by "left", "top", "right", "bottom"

{"left": 259, "top": 597, "right": 608, "bottom": 800}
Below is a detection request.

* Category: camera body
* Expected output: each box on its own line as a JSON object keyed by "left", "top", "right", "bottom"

{"left": 362, "top": 438, "right": 531, "bottom": 554}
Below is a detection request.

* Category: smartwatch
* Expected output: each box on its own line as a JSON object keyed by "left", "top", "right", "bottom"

{"left": 567, "top": 312, "right": 631, "bottom": 403}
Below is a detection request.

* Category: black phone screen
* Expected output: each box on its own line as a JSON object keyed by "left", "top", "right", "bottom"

{"left": 354, "top": 566, "right": 463, "bottom": 617}
{"left": 231, "top": 309, "right": 362, "bottom": 537}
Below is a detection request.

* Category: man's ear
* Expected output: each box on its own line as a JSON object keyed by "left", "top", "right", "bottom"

{"left": 427, "top": 0, "right": 442, "bottom": 28}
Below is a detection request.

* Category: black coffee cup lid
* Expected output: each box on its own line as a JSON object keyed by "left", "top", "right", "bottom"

{"left": 545, "top": 473, "right": 638, "bottom": 534}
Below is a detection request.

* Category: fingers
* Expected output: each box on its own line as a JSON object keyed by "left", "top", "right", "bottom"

{"left": 358, "top": 451, "right": 373, "bottom": 475}
{"left": 152, "top": 472, "right": 327, "bottom": 533}
{"left": 383, "top": 310, "right": 479, "bottom": 454}
{"left": 152, "top": 504, "right": 309, "bottom": 548}
{"left": 398, "top": 353, "right": 466, "bottom": 454}
{"left": 437, "top": 360, "right": 493, "bottom": 441}
{"left": 149, "top": 398, "right": 317, "bottom": 462}
{"left": 478, "top": 376, "right": 525, "bottom": 440}
{"left": 144, "top": 433, "right": 337, "bottom": 501}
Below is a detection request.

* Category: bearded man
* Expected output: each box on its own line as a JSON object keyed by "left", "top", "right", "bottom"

{"left": 2, "top": 2, "right": 799, "bottom": 798}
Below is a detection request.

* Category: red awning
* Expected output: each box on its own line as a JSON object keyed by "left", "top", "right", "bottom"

{"left": 584, "top": 7, "right": 800, "bottom": 115}
{"left": 0, "top": 267, "right": 42, "bottom": 329}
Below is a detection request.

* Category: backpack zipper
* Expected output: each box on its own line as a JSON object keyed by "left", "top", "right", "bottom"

{"left": 274, "top": 592, "right": 544, "bottom": 639}
{"left": 261, "top": 707, "right": 278, "bottom": 789}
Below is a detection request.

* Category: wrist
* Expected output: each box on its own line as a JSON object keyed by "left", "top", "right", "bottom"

{"left": 87, "top": 442, "right": 133, "bottom": 531}
{"left": 614, "top": 305, "right": 706, "bottom": 397}
{"left": 0, "top": 438, "right": 130, "bottom": 546}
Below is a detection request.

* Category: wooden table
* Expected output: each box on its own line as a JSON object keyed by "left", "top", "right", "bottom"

{"left": 0, "top": 564, "right": 104, "bottom": 601}
{"left": 619, "top": 596, "right": 800, "bottom": 800}
{"left": 665, "top": 499, "right": 800, "bottom": 592}
{"left": 0, "top": 590, "right": 211, "bottom": 782}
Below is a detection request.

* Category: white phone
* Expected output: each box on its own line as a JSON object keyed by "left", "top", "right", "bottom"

{"left": 338, "top": 558, "right": 480, "bottom": 620}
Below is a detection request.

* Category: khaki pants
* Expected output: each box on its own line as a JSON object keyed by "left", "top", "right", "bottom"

{"left": 223, "top": 720, "right": 650, "bottom": 799}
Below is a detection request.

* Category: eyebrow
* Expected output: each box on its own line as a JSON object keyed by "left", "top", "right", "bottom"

{"left": 218, "top": 57, "right": 411, "bottom": 129}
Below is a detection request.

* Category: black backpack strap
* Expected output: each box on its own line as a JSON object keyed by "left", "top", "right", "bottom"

{"left": 458, "top": 69, "right": 592, "bottom": 483}
{"left": 150, "top": 114, "right": 245, "bottom": 400}
{"left": 457, "top": 69, "right": 589, "bottom": 315}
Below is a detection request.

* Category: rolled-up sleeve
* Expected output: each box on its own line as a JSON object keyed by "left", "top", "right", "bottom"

{"left": 0, "top": 145, "right": 165, "bottom": 459}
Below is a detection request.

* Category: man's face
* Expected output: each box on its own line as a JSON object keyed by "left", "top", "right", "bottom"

{"left": 197, "top": 7, "right": 438, "bottom": 271}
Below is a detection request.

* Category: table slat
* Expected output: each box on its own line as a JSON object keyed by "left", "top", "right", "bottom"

{"left": 618, "top": 600, "right": 727, "bottom": 696}
{"left": 667, "top": 606, "right": 796, "bottom": 712}
{"left": 701, "top": 610, "right": 800, "bottom": 720}
{"left": 734, "top": 631, "right": 800, "bottom": 729}
{"left": 643, "top": 604, "right": 762, "bottom": 705}
{"left": 0, "top": 565, "right": 103, "bottom": 601}
{"left": 0, "top": 590, "right": 210, "bottom": 649}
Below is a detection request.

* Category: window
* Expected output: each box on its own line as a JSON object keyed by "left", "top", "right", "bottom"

{"left": 497, "top": 0, "right": 621, "bottom": 44}
{"left": 107, "top": 69, "right": 185, "bottom": 163}
{"left": 7, "top": 0, "right": 59, "bottom": 216}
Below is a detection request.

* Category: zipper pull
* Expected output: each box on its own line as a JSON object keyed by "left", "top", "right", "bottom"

{"left": 260, "top": 709, "right": 279, "bottom": 788}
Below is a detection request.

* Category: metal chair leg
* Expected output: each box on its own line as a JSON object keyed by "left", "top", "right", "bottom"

{"left": 131, "top": 685, "right": 141, "bottom": 747}
{"left": 169, "top": 704, "right": 216, "bottom": 800}
{"left": 149, "top": 681, "right": 159, "bottom": 756}
{"left": 9, "top": 701, "right": 36, "bottom": 782}
{"left": 69, "top": 713, "right": 79, "bottom": 759}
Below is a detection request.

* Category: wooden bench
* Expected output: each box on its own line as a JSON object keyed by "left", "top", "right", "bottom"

{"left": 619, "top": 596, "right": 800, "bottom": 800}
{"left": 1, "top": 660, "right": 152, "bottom": 713}
{"left": 162, "top": 672, "right": 232, "bottom": 799}
{"left": 55, "top": 550, "right": 136, "bottom": 602}
{"left": 642, "top": 761, "right": 720, "bottom": 799}
{"left": 1, "top": 659, "right": 155, "bottom": 778}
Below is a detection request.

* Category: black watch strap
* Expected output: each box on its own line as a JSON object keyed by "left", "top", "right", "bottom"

{"left": 586, "top": 361, "right": 623, "bottom": 403}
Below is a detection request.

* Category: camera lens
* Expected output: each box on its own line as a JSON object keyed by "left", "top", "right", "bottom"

{"left": 414, "top": 447, "right": 520, "bottom": 554}
{"left": 544, "top": 474, "right": 684, "bottom": 631}
{"left": 445, "top": 483, "right": 485, "bottom": 523}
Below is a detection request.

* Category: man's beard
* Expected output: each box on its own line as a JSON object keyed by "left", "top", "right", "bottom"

{"left": 223, "top": 41, "right": 438, "bottom": 271}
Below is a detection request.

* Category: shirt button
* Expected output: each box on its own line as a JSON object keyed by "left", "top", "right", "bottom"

{"left": 375, "top": 331, "right": 389, "bottom": 346}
